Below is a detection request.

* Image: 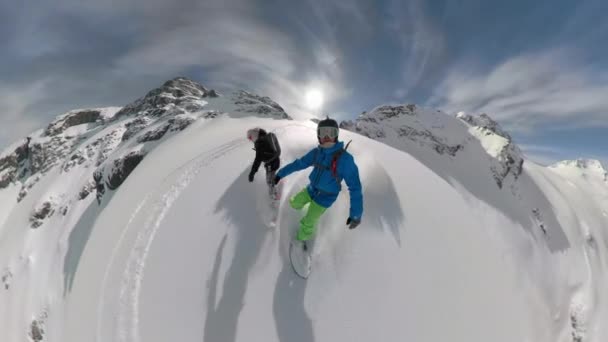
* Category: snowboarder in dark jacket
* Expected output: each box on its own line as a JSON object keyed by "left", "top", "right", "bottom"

{"left": 247, "top": 127, "right": 281, "bottom": 198}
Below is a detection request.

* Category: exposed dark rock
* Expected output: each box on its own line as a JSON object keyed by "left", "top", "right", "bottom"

{"left": 1, "top": 269, "right": 12, "bottom": 290}
{"left": 29, "top": 312, "right": 48, "bottom": 342}
{"left": 397, "top": 126, "right": 463, "bottom": 157}
{"left": 113, "top": 77, "right": 216, "bottom": 120}
{"left": 458, "top": 113, "right": 524, "bottom": 188}
{"left": 45, "top": 109, "right": 101, "bottom": 136}
{"left": 135, "top": 115, "right": 195, "bottom": 143}
{"left": 0, "top": 138, "right": 31, "bottom": 189}
{"left": 79, "top": 181, "right": 96, "bottom": 200}
{"left": 136, "top": 123, "right": 171, "bottom": 143}
{"left": 202, "top": 111, "right": 221, "bottom": 119}
{"left": 93, "top": 171, "right": 105, "bottom": 204}
{"left": 30, "top": 201, "right": 54, "bottom": 229}
{"left": 30, "top": 321, "right": 44, "bottom": 342}
{"left": 105, "top": 151, "right": 146, "bottom": 190}
{"left": 341, "top": 120, "right": 386, "bottom": 139}
{"left": 341, "top": 110, "right": 464, "bottom": 158}
{"left": 570, "top": 310, "right": 584, "bottom": 342}
{"left": 457, "top": 112, "right": 512, "bottom": 140}
{"left": 122, "top": 117, "right": 152, "bottom": 141}
{"left": 17, "top": 188, "right": 27, "bottom": 203}
{"left": 29, "top": 135, "right": 83, "bottom": 175}
{"left": 62, "top": 151, "right": 87, "bottom": 173}
{"left": 233, "top": 90, "right": 291, "bottom": 119}
{"left": 372, "top": 104, "right": 417, "bottom": 118}
{"left": 0, "top": 169, "right": 15, "bottom": 188}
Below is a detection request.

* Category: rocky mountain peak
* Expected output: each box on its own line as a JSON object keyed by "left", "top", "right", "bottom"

{"left": 231, "top": 90, "right": 290, "bottom": 119}
{"left": 366, "top": 104, "right": 418, "bottom": 120}
{"left": 44, "top": 109, "right": 102, "bottom": 137}
{"left": 341, "top": 105, "right": 524, "bottom": 189}
{"left": 554, "top": 159, "right": 605, "bottom": 170}
{"left": 0, "top": 76, "right": 292, "bottom": 208}
{"left": 456, "top": 112, "right": 511, "bottom": 140}
{"left": 113, "top": 77, "right": 218, "bottom": 120}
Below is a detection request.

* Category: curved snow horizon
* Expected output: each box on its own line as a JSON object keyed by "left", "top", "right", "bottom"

{"left": 0, "top": 80, "right": 607, "bottom": 342}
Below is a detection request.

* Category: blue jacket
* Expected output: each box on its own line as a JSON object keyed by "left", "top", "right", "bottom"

{"left": 276, "top": 141, "right": 363, "bottom": 220}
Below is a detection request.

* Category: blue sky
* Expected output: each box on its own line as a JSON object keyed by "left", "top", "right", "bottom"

{"left": 1, "top": 0, "right": 607, "bottom": 165}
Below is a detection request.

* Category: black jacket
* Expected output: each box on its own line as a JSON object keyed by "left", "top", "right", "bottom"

{"left": 250, "top": 130, "right": 281, "bottom": 175}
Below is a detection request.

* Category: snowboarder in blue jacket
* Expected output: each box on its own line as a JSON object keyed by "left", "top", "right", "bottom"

{"left": 273, "top": 117, "right": 363, "bottom": 242}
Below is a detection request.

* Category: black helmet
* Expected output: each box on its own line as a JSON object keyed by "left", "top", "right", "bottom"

{"left": 317, "top": 117, "right": 339, "bottom": 143}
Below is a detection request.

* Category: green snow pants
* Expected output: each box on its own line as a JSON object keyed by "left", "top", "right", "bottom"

{"left": 289, "top": 188, "right": 327, "bottom": 241}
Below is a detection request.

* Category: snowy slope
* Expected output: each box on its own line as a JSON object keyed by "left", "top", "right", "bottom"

{"left": 0, "top": 77, "right": 290, "bottom": 342}
{"left": 1, "top": 79, "right": 607, "bottom": 342}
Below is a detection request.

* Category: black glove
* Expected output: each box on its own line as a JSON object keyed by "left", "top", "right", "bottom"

{"left": 346, "top": 217, "right": 360, "bottom": 229}
{"left": 273, "top": 175, "right": 281, "bottom": 185}
{"left": 248, "top": 172, "right": 254, "bottom": 182}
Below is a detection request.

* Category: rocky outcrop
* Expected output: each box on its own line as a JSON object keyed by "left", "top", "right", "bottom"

{"left": 93, "top": 150, "right": 146, "bottom": 203}
{"left": 44, "top": 109, "right": 101, "bottom": 136}
{"left": 551, "top": 159, "right": 607, "bottom": 178}
{"left": 492, "top": 143, "right": 524, "bottom": 189}
{"left": 0, "top": 138, "right": 31, "bottom": 189}
{"left": 1, "top": 76, "right": 293, "bottom": 206}
{"left": 340, "top": 104, "right": 464, "bottom": 158}
{"left": 457, "top": 113, "right": 524, "bottom": 188}
{"left": 104, "top": 151, "right": 145, "bottom": 190}
{"left": 1, "top": 269, "right": 12, "bottom": 290}
{"left": 78, "top": 180, "right": 96, "bottom": 200}
{"left": 122, "top": 117, "right": 153, "bottom": 142}
{"left": 30, "top": 200, "right": 55, "bottom": 228}
{"left": 341, "top": 105, "right": 524, "bottom": 189}
{"left": 113, "top": 77, "right": 216, "bottom": 120}
{"left": 136, "top": 115, "right": 196, "bottom": 143}
{"left": 232, "top": 90, "right": 290, "bottom": 119}
{"left": 29, "top": 311, "right": 48, "bottom": 342}
{"left": 457, "top": 113, "right": 512, "bottom": 140}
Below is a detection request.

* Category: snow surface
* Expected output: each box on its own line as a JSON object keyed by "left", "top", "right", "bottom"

{"left": 1, "top": 96, "right": 607, "bottom": 341}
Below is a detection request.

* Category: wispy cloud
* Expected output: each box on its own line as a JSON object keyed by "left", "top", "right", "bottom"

{"left": 0, "top": 0, "right": 356, "bottom": 148}
{"left": 427, "top": 48, "right": 608, "bottom": 132}
{"left": 387, "top": 0, "right": 447, "bottom": 99}
{"left": 0, "top": 80, "right": 51, "bottom": 149}
{"left": 1, "top": 0, "right": 607, "bottom": 162}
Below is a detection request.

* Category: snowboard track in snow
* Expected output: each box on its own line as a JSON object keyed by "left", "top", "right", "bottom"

{"left": 104, "top": 138, "right": 245, "bottom": 342}
{"left": 107, "top": 124, "right": 295, "bottom": 342}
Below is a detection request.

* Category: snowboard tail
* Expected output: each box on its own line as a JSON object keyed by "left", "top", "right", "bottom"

{"left": 289, "top": 239, "right": 311, "bottom": 279}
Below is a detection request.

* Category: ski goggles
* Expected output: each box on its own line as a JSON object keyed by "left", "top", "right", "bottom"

{"left": 317, "top": 126, "right": 338, "bottom": 139}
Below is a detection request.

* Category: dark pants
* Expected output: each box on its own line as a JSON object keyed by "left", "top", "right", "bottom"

{"left": 264, "top": 158, "right": 280, "bottom": 195}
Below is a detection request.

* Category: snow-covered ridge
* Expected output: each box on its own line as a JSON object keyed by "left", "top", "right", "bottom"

{"left": 340, "top": 104, "right": 523, "bottom": 189}
{"left": 456, "top": 112, "right": 512, "bottom": 140}
{"left": 551, "top": 158, "right": 606, "bottom": 172}
{"left": 0, "top": 77, "right": 290, "bottom": 207}
{"left": 549, "top": 159, "right": 608, "bottom": 182}
{"left": 0, "top": 77, "right": 294, "bottom": 341}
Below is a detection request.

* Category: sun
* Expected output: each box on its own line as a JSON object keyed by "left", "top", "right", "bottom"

{"left": 305, "top": 88, "right": 324, "bottom": 111}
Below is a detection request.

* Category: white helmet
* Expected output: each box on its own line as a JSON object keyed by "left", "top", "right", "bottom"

{"left": 246, "top": 127, "right": 261, "bottom": 142}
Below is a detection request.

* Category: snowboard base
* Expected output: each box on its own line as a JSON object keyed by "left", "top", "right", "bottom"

{"left": 289, "top": 239, "right": 311, "bottom": 279}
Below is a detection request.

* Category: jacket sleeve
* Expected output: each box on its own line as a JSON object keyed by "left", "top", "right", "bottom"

{"left": 250, "top": 146, "right": 263, "bottom": 176}
{"left": 343, "top": 155, "right": 363, "bottom": 219}
{"left": 276, "top": 148, "right": 316, "bottom": 178}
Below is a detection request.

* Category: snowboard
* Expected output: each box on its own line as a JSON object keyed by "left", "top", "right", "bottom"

{"left": 289, "top": 239, "right": 312, "bottom": 279}
{"left": 269, "top": 182, "right": 283, "bottom": 208}
{"left": 267, "top": 182, "right": 283, "bottom": 227}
